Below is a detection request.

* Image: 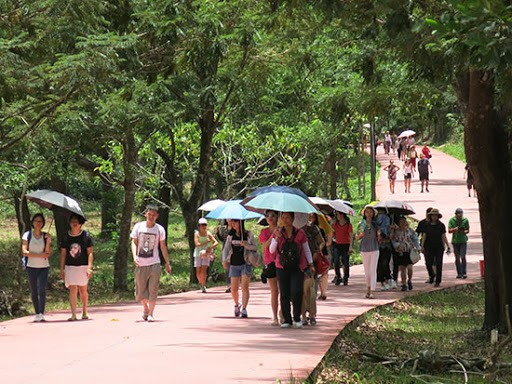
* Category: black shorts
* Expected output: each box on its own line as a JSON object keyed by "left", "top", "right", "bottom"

{"left": 404, "top": 173, "right": 412, "bottom": 180}
{"left": 419, "top": 172, "right": 429, "bottom": 181}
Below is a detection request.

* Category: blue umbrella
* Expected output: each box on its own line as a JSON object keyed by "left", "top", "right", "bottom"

{"left": 206, "top": 200, "right": 263, "bottom": 220}
{"left": 248, "top": 185, "right": 308, "bottom": 200}
{"left": 242, "top": 191, "right": 318, "bottom": 214}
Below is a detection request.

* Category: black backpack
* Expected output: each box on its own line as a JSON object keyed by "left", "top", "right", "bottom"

{"left": 279, "top": 229, "right": 301, "bottom": 269}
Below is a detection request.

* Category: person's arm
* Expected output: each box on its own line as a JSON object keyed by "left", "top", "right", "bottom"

{"left": 194, "top": 232, "right": 201, "bottom": 247}
{"left": 448, "top": 219, "right": 457, "bottom": 234}
{"left": 303, "top": 242, "right": 315, "bottom": 274}
{"left": 442, "top": 233, "right": 451, "bottom": 253}
{"left": 316, "top": 231, "right": 325, "bottom": 252}
{"left": 383, "top": 165, "right": 389, "bottom": 171}
{"left": 464, "top": 220, "right": 470, "bottom": 234}
{"left": 429, "top": 161, "right": 433, "bottom": 173}
{"left": 159, "top": 240, "right": 172, "bottom": 274}
{"left": 60, "top": 248, "right": 66, "bottom": 280}
{"left": 325, "top": 232, "right": 332, "bottom": 247}
{"left": 269, "top": 238, "right": 278, "bottom": 254}
{"left": 420, "top": 233, "right": 426, "bottom": 254}
{"left": 207, "top": 232, "right": 219, "bottom": 249}
{"left": 411, "top": 230, "right": 420, "bottom": 249}
{"left": 87, "top": 246, "right": 94, "bottom": 279}
{"left": 241, "top": 232, "right": 258, "bottom": 251}
{"left": 131, "top": 237, "right": 140, "bottom": 266}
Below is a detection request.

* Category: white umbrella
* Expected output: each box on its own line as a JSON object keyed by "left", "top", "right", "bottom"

{"left": 26, "top": 190, "right": 86, "bottom": 221}
{"left": 326, "top": 199, "right": 355, "bottom": 216}
{"left": 197, "top": 199, "right": 225, "bottom": 212}
{"left": 398, "top": 130, "right": 416, "bottom": 138}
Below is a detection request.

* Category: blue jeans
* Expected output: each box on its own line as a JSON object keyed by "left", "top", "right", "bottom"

{"left": 453, "top": 243, "right": 467, "bottom": 275}
{"left": 26, "top": 267, "right": 49, "bottom": 314}
{"left": 277, "top": 267, "right": 304, "bottom": 324}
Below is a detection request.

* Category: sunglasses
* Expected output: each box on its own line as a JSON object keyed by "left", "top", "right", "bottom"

{"left": 265, "top": 214, "right": 277, "bottom": 218}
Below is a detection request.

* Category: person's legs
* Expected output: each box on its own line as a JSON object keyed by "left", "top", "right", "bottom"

{"left": 135, "top": 265, "right": 151, "bottom": 317}
{"left": 78, "top": 285, "right": 88, "bottom": 317}
{"left": 399, "top": 265, "right": 407, "bottom": 287}
{"left": 231, "top": 276, "right": 241, "bottom": 307}
{"left": 195, "top": 266, "right": 202, "bottom": 286}
{"left": 318, "top": 273, "right": 328, "bottom": 298}
{"left": 277, "top": 268, "right": 292, "bottom": 324}
{"left": 201, "top": 265, "right": 209, "bottom": 287}
{"left": 453, "top": 243, "right": 462, "bottom": 276}
{"left": 340, "top": 244, "right": 350, "bottom": 284}
{"left": 391, "top": 179, "right": 395, "bottom": 193}
{"left": 434, "top": 249, "right": 444, "bottom": 285}
{"left": 290, "top": 269, "right": 304, "bottom": 323}
{"left": 332, "top": 243, "right": 342, "bottom": 283}
{"left": 407, "top": 264, "right": 413, "bottom": 283}
{"left": 145, "top": 264, "right": 162, "bottom": 317}
{"left": 26, "top": 267, "right": 40, "bottom": 315}
{"left": 241, "top": 274, "right": 250, "bottom": 310}
{"left": 69, "top": 285, "right": 78, "bottom": 318}
{"left": 37, "top": 268, "right": 49, "bottom": 315}
{"left": 425, "top": 179, "right": 429, "bottom": 192}
{"left": 268, "top": 277, "right": 279, "bottom": 323}
{"left": 460, "top": 242, "right": 468, "bottom": 276}
{"left": 424, "top": 250, "right": 435, "bottom": 282}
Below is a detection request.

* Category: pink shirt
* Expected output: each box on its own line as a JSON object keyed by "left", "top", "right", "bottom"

{"left": 272, "top": 228, "right": 309, "bottom": 270}
{"left": 259, "top": 227, "right": 276, "bottom": 265}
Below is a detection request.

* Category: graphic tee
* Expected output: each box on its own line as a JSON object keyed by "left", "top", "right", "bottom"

{"left": 131, "top": 222, "right": 166, "bottom": 266}
{"left": 60, "top": 231, "right": 93, "bottom": 266}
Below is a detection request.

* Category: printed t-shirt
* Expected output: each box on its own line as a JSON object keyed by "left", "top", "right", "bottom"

{"left": 423, "top": 221, "right": 446, "bottom": 250}
{"left": 131, "top": 222, "right": 166, "bottom": 267}
{"left": 333, "top": 222, "right": 352, "bottom": 245}
{"left": 61, "top": 231, "right": 93, "bottom": 266}
{"left": 22, "top": 231, "right": 50, "bottom": 268}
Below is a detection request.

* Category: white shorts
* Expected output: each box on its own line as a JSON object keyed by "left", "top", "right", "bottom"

{"left": 65, "top": 265, "right": 89, "bottom": 287}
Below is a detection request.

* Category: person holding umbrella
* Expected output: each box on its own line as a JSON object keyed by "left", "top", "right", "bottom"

{"left": 21, "top": 213, "right": 51, "bottom": 322}
{"left": 355, "top": 205, "right": 380, "bottom": 299}
{"left": 60, "top": 214, "right": 94, "bottom": 321}
{"left": 222, "top": 219, "right": 258, "bottom": 318}
{"left": 270, "top": 212, "right": 315, "bottom": 328}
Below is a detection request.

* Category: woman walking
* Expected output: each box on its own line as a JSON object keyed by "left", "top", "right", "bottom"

{"left": 222, "top": 219, "right": 257, "bottom": 318}
{"left": 193, "top": 218, "right": 218, "bottom": 293}
{"left": 259, "top": 210, "right": 281, "bottom": 325}
{"left": 21, "top": 214, "right": 51, "bottom": 322}
{"left": 60, "top": 214, "right": 94, "bottom": 321}
{"left": 270, "top": 212, "right": 315, "bottom": 328}
{"left": 332, "top": 211, "right": 353, "bottom": 286}
{"left": 311, "top": 213, "right": 331, "bottom": 300}
{"left": 403, "top": 158, "right": 414, "bottom": 193}
{"left": 391, "top": 217, "right": 420, "bottom": 291}
{"left": 383, "top": 160, "right": 400, "bottom": 194}
{"left": 355, "top": 205, "right": 380, "bottom": 299}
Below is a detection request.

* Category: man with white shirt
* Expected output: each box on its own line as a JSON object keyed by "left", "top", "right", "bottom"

{"left": 131, "top": 205, "right": 172, "bottom": 322}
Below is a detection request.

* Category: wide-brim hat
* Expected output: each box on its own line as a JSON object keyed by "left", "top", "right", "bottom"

{"left": 361, "top": 204, "right": 378, "bottom": 218}
{"left": 427, "top": 208, "right": 442, "bottom": 218}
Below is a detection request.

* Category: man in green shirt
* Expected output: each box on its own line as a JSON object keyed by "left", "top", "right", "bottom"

{"left": 448, "top": 208, "right": 470, "bottom": 279}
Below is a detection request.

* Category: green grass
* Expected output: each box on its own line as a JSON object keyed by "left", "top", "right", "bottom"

{"left": 308, "top": 283, "right": 512, "bottom": 384}
{"left": 435, "top": 143, "right": 466, "bottom": 162}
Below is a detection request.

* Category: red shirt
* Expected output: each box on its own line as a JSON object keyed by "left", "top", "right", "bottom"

{"left": 259, "top": 227, "right": 276, "bottom": 265}
{"left": 333, "top": 222, "right": 353, "bottom": 245}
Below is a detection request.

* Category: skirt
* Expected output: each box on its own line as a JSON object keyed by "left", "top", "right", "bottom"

{"left": 65, "top": 265, "right": 89, "bottom": 287}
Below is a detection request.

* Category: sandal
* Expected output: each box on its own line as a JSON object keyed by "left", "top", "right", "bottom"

{"left": 82, "top": 313, "right": 89, "bottom": 320}
{"left": 67, "top": 314, "right": 77, "bottom": 321}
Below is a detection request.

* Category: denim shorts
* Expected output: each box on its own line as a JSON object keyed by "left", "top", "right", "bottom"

{"left": 229, "top": 264, "right": 252, "bottom": 278}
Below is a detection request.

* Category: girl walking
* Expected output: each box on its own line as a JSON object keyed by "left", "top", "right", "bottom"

{"left": 194, "top": 218, "right": 218, "bottom": 293}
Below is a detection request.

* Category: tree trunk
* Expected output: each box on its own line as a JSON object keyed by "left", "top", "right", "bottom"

{"left": 181, "top": 204, "right": 198, "bottom": 284}
{"left": 463, "top": 69, "right": 512, "bottom": 333}
{"left": 113, "top": 128, "right": 137, "bottom": 292}
{"left": 50, "top": 176, "right": 69, "bottom": 243}
{"left": 100, "top": 181, "right": 119, "bottom": 239}
{"left": 156, "top": 183, "right": 171, "bottom": 238}
{"left": 327, "top": 143, "right": 337, "bottom": 199}
{"left": 13, "top": 192, "right": 31, "bottom": 237}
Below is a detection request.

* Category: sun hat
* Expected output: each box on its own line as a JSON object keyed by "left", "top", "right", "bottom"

{"left": 455, "top": 208, "right": 463, "bottom": 214}
{"left": 198, "top": 218, "right": 208, "bottom": 225}
{"left": 427, "top": 208, "right": 442, "bottom": 218}
{"left": 361, "top": 204, "right": 378, "bottom": 218}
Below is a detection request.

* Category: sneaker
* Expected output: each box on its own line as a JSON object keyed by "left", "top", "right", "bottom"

{"left": 225, "top": 287, "right": 231, "bottom": 293}
{"left": 434, "top": 282, "right": 440, "bottom": 287}
{"left": 280, "top": 322, "right": 291, "bottom": 328}
{"left": 407, "top": 280, "right": 413, "bottom": 291}
{"left": 39, "top": 314, "right": 45, "bottom": 322}
{"left": 365, "top": 293, "right": 374, "bottom": 299}
{"left": 462, "top": 275, "right": 468, "bottom": 279}
{"left": 381, "top": 283, "right": 390, "bottom": 291}
{"left": 147, "top": 315, "right": 155, "bottom": 322}
{"left": 343, "top": 278, "right": 348, "bottom": 286}
{"left": 142, "top": 313, "right": 149, "bottom": 321}
{"left": 293, "top": 321, "right": 303, "bottom": 329}
{"left": 234, "top": 305, "right": 241, "bottom": 317}
{"left": 390, "top": 280, "right": 398, "bottom": 289}
{"left": 335, "top": 277, "right": 342, "bottom": 286}
{"left": 331, "top": 277, "right": 337, "bottom": 284}
{"left": 401, "top": 284, "right": 408, "bottom": 291}
{"left": 456, "top": 275, "right": 462, "bottom": 279}
{"left": 34, "top": 314, "right": 42, "bottom": 322}
{"left": 82, "top": 313, "right": 89, "bottom": 320}
{"left": 309, "top": 317, "right": 317, "bottom": 326}
{"left": 318, "top": 295, "right": 327, "bottom": 300}
{"left": 201, "top": 286, "right": 207, "bottom": 293}
{"left": 67, "top": 314, "right": 77, "bottom": 321}
{"left": 302, "top": 317, "right": 308, "bottom": 326}
{"left": 426, "top": 276, "right": 435, "bottom": 284}
{"left": 241, "top": 308, "right": 248, "bottom": 318}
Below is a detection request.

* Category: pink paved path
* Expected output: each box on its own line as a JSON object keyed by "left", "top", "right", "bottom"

{"left": 0, "top": 148, "right": 482, "bottom": 384}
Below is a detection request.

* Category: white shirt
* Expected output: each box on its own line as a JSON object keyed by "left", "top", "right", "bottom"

{"left": 22, "top": 231, "right": 50, "bottom": 268}
{"left": 130, "top": 222, "right": 166, "bottom": 266}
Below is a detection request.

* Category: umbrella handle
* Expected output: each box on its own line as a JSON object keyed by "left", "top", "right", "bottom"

{"left": 47, "top": 217, "right": 54, "bottom": 234}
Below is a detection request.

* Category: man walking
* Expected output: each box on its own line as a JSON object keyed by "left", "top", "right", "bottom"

{"left": 417, "top": 153, "right": 433, "bottom": 193}
{"left": 448, "top": 208, "right": 470, "bottom": 279}
{"left": 131, "top": 204, "right": 172, "bottom": 322}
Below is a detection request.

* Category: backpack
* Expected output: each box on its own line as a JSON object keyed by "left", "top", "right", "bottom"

{"left": 279, "top": 229, "right": 301, "bottom": 269}
{"left": 22, "top": 231, "right": 48, "bottom": 269}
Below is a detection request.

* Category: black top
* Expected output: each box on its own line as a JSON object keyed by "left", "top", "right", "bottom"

{"left": 416, "top": 219, "right": 428, "bottom": 235}
{"left": 60, "top": 231, "right": 93, "bottom": 266}
{"left": 228, "top": 229, "right": 245, "bottom": 266}
{"left": 423, "top": 221, "right": 446, "bottom": 250}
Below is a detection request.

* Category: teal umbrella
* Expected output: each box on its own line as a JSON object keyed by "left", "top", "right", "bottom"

{"left": 242, "top": 191, "right": 318, "bottom": 214}
{"left": 206, "top": 200, "right": 263, "bottom": 220}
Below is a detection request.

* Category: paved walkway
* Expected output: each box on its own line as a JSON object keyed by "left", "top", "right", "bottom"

{"left": 0, "top": 148, "right": 482, "bottom": 384}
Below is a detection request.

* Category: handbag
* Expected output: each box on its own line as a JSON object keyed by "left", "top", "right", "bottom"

{"left": 314, "top": 252, "right": 330, "bottom": 275}
{"left": 244, "top": 248, "right": 263, "bottom": 267}
{"left": 410, "top": 248, "right": 421, "bottom": 264}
